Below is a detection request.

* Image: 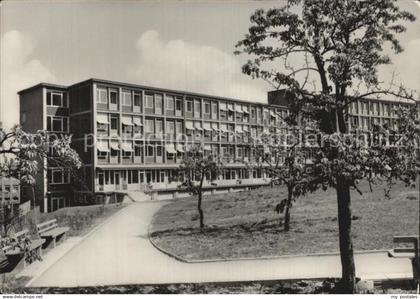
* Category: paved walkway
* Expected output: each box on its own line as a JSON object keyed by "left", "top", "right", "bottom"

{"left": 28, "top": 202, "right": 412, "bottom": 288}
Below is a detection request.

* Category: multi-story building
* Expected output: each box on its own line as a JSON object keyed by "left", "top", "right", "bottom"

{"left": 19, "top": 79, "right": 292, "bottom": 212}
{"left": 19, "top": 83, "right": 71, "bottom": 212}
{"left": 0, "top": 177, "right": 20, "bottom": 204}
{"left": 18, "top": 79, "right": 419, "bottom": 212}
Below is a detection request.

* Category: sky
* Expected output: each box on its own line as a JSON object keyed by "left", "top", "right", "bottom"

{"left": 1, "top": 0, "right": 419, "bottom": 128}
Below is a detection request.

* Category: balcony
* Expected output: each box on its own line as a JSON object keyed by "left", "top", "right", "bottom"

{"left": 122, "top": 156, "right": 133, "bottom": 164}
{"left": 110, "top": 156, "right": 119, "bottom": 164}
{"left": 109, "top": 103, "right": 118, "bottom": 111}
{"left": 145, "top": 156, "right": 155, "bottom": 164}
{"left": 166, "top": 110, "right": 175, "bottom": 117}
{"left": 97, "top": 157, "right": 109, "bottom": 165}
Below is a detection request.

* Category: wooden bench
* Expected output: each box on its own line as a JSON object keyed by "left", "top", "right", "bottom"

{"left": 388, "top": 235, "right": 419, "bottom": 288}
{"left": 36, "top": 219, "right": 69, "bottom": 249}
{"left": 2, "top": 229, "right": 45, "bottom": 269}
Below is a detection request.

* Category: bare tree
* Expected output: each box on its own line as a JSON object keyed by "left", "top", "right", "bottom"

{"left": 178, "top": 144, "right": 222, "bottom": 229}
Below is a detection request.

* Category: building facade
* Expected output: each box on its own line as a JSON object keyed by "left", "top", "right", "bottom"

{"left": 18, "top": 79, "right": 419, "bottom": 212}
{"left": 0, "top": 177, "right": 20, "bottom": 205}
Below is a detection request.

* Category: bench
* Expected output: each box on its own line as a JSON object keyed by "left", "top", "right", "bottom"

{"left": 388, "top": 235, "right": 419, "bottom": 288}
{"left": 2, "top": 229, "right": 45, "bottom": 269}
{"left": 36, "top": 219, "right": 69, "bottom": 249}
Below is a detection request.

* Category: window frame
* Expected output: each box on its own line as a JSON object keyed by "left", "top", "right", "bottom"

{"left": 96, "top": 87, "right": 108, "bottom": 104}
{"left": 166, "top": 95, "right": 175, "bottom": 110}
{"left": 109, "top": 89, "right": 119, "bottom": 105}
{"left": 121, "top": 90, "right": 132, "bottom": 106}
{"left": 47, "top": 116, "right": 69, "bottom": 132}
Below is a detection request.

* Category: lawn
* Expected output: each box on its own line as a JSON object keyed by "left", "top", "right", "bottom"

{"left": 149, "top": 181, "right": 419, "bottom": 261}
{"left": 38, "top": 203, "right": 124, "bottom": 237}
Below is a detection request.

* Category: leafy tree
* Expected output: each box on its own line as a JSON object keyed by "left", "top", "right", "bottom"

{"left": 178, "top": 144, "right": 222, "bottom": 229}
{"left": 0, "top": 125, "right": 82, "bottom": 236}
{"left": 236, "top": 0, "right": 418, "bottom": 293}
{"left": 253, "top": 125, "right": 314, "bottom": 231}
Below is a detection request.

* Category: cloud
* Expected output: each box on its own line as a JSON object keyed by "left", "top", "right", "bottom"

{"left": 0, "top": 30, "right": 55, "bottom": 128}
{"left": 376, "top": 37, "right": 420, "bottom": 95}
{"left": 129, "top": 30, "right": 266, "bottom": 102}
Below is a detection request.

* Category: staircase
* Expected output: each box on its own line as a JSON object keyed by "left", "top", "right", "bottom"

{"left": 123, "top": 191, "right": 152, "bottom": 203}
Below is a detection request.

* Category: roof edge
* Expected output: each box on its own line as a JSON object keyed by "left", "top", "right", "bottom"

{"left": 17, "top": 83, "right": 68, "bottom": 95}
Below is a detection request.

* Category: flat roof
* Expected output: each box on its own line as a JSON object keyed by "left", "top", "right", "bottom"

{"left": 71, "top": 78, "right": 274, "bottom": 106}
{"left": 17, "top": 78, "right": 418, "bottom": 106}
{"left": 17, "top": 83, "right": 68, "bottom": 95}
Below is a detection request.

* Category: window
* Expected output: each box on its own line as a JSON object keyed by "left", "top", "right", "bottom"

{"left": 145, "top": 119, "right": 154, "bottom": 133}
{"left": 122, "top": 90, "right": 132, "bottom": 106}
{"left": 186, "top": 100, "right": 193, "bottom": 112}
{"left": 133, "top": 93, "right": 142, "bottom": 107}
{"left": 110, "top": 148, "right": 119, "bottom": 157}
{"left": 122, "top": 150, "right": 132, "bottom": 158}
{"left": 155, "top": 119, "right": 163, "bottom": 134}
{"left": 134, "top": 143, "right": 143, "bottom": 156}
{"left": 145, "top": 93, "right": 154, "bottom": 109}
{"left": 166, "top": 121, "right": 175, "bottom": 136}
{"left": 204, "top": 101, "right": 211, "bottom": 114}
{"left": 110, "top": 90, "right": 118, "bottom": 105}
{"left": 48, "top": 168, "right": 69, "bottom": 184}
{"left": 176, "top": 121, "right": 183, "bottom": 136}
{"left": 156, "top": 145, "right": 163, "bottom": 157}
{"left": 97, "top": 150, "right": 108, "bottom": 159}
{"left": 166, "top": 96, "right": 174, "bottom": 110}
{"left": 47, "top": 91, "right": 67, "bottom": 107}
{"left": 146, "top": 145, "right": 154, "bottom": 157}
{"left": 176, "top": 98, "right": 183, "bottom": 111}
{"left": 47, "top": 116, "right": 68, "bottom": 132}
{"left": 133, "top": 171, "right": 139, "bottom": 184}
{"left": 251, "top": 107, "right": 256, "bottom": 119}
{"left": 110, "top": 115, "right": 119, "bottom": 131}
{"left": 97, "top": 87, "right": 108, "bottom": 104}
{"left": 194, "top": 100, "right": 201, "bottom": 117}
{"left": 211, "top": 102, "right": 218, "bottom": 119}
{"left": 155, "top": 94, "right": 163, "bottom": 114}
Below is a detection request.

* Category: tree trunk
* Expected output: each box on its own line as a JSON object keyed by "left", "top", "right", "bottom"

{"left": 197, "top": 192, "right": 204, "bottom": 229}
{"left": 336, "top": 177, "right": 356, "bottom": 294}
{"left": 31, "top": 186, "right": 36, "bottom": 210}
{"left": 284, "top": 189, "right": 293, "bottom": 231}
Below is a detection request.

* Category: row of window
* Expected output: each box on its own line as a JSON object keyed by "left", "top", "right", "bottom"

{"left": 95, "top": 86, "right": 289, "bottom": 123}
{"left": 96, "top": 113, "right": 285, "bottom": 137}
{"left": 349, "top": 116, "right": 400, "bottom": 130}
{"left": 348, "top": 100, "right": 413, "bottom": 117}
{"left": 47, "top": 168, "right": 70, "bottom": 184}
{"left": 97, "top": 168, "right": 267, "bottom": 186}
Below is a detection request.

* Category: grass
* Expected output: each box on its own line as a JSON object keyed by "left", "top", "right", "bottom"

{"left": 38, "top": 203, "right": 125, "bottom": 237}
{"left": 150, "top": 181, "right": 419, "bottom": 261}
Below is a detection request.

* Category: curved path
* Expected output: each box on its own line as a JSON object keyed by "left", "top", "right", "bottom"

{"left": 28, "top": 202, "right": 412, "bottom": 288}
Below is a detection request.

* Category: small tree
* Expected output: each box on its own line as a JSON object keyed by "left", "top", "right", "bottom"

{"left": 178, "top": 144, "right": 222, "bottom": 229}
{"left": 253, "top": 125, "right": 314, "bottom": 231}
{"left": 0, "top": 125, "right": 82, "bottom": 236}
